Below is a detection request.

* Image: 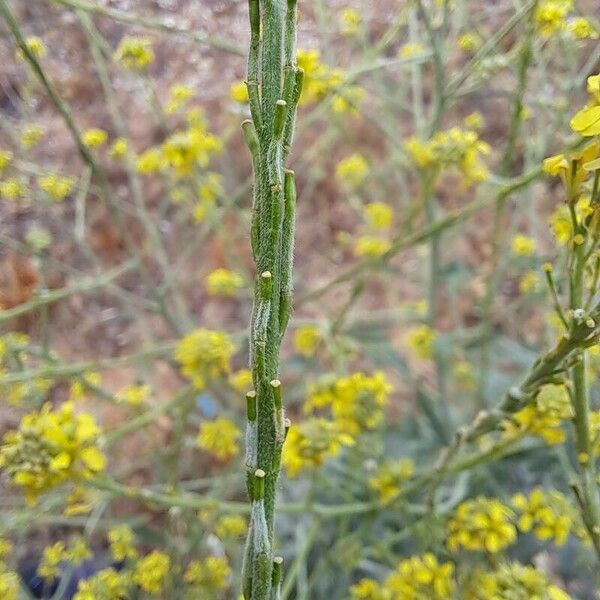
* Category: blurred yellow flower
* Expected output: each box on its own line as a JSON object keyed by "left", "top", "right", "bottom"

{"left": 197, "top": 418, "right": 241, "bottom": 460}
{"left": 205, "top": 268, "right": 244, "bottom": 296}
{"left": 340, "top": 9, "right": 362, "bottom": 36}
{"left": 230, "top": 80, "right": 249, "bottom": 104}
{"left": 336, "top": 153, "right": 369, "bottom": 188}
{"left": 364, "top": 202, "right": 393, "bottom": 230}
{"left": 175, "top": 328, "right": 235, "bottom": 389}
{"left": 82, "top": 128, "right": 108, "bottom": 148}
{"left": 406, "top": 324, "right": 436, "bottom": 360}
{"left": 20, "top": 124, "right": 44, "bottom": 149}
{"left": 294, "top": 325, "right": 321, "bottom": 357}
{"left": 511, "top": 234, "right": 536, "bottom": 256}
{"left": 229, "top": 368, "right": 253, "bottom": 393}
{"left": 355, "top": 236, "right": 390, "bottom": 257}
{"left": 133, "top": 550, "right": 170, "bottom": 595}
{"left": 114, "top": 36, "right": 154, "bottom": 70}
{"left": 38, "top": 173, "right": 74, "bottom": 201}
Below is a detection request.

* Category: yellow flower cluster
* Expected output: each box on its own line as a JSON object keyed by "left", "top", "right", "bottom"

{"left": 336, "top": 153, "right": 369, "bottom": 188}
{"left": 0, "top": 178, "right": 26, "bottom": 201}
{"left": 355, "top": 236, "right": 390, "bottom": 258}
{"left": 512, "top": 488, "right": 575, "bottom": 545}
{"left": 294, "top": 325, "right": 322, "bottom": 357}
{"left": 184, "top": 555, "right": 231, "bottom": 592}
{"left": 535, "top": 1, "right": 573, "bottom": 37}
{"left": 38, "top": 538, "right": 91, "bottom": 580}
{"left": 204, "top": 268, "right": 244, "bottom": 296}
{"left": 133, "top": 550, "right": 171, "bottom": 595}
{"left": 465, "top": 562, "right": 570, "bottom": 600}
{"left": 114, "top": 36, "right": 155, "bottom": 70}
{"left": 405, "top": 126, "right": 490, "bottom": 186}
{"left": 0, "top": 541, "right": 19, "bottom": 600}
{"left": 305, "top": 371, "right": 392, "bottom": 435}
{"left": 16, "top": 36, "right": 46, "bottom": 60}
{"left": 297, "top": 49, "right": 363, "bottom": 114}
{"left": 74, "top": 568, "right": 129, "bottom": 600}
{"left": 215, "top": 514, "right": 246, "bottom": 539}
{"left": 197, "top": 418, "right": 241, "bottom": 460}
{"left": 21, "top": 124, "right": 44, "bottom": 149}
{"left": 447, "top": 497, "right": 516, "bottom": 553}
{"left": 0, "top": 149, "right": 12, "bottom": 172}
{"left": 504, "top": 383, "right": 573, "bottom": 445}
{"left": 229, "top": 368, "right": 253, "bottom": 392}
{"left": 82, "top": 128, "right": 107, "bottom": 148}
{"left": 165, "top": 84, "right": 193, "bottom": 114}
{"left": 38, "top": 173, "right": 74, "bottom": 201}
{"left": 0, "top": 402, "right": 106, "bottom": 504}
{"left": 115, "top": 383, "right": 151, "bottom": 407}
{"left": 341, "top": 9, "right": 361, "bottom": 36}
{"left": 175, "top": 328, "right": 235, "bottom": 389}
{"left": 511, "top": 234, "right": 536, "bottom": 256}
{"left": 282, "top": 417, "right": 354, "bottom": 477}
{"left": 368, "top": 458, "right": 414, "bottom": 502}
{"left": 351, "top": 554, "right": 454, "bottom": 600}
{"left": 108, "top": 524, "right": 138, "bottom": 562}
{"left": 230, "top": 80, "right": 249, "bottom": 104}
{"left": 162, "top": 123, "right": 222, "bottom": 177}
{"left": 364, "top": 202, "right": 393, "bottom": 230}
{"left": 406, "top": 324, "right": 436, "bottom": 360}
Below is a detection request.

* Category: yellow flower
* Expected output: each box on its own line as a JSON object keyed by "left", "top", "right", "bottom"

{"left": 350, "top": 578, "right": 388, "bottom": 600}
{"left": 229, "top": 368, "right": 253, "bottom": 392}
{"left": 69, "top": 371, "right": 101, "bottom": 401}
{"left": 368, "top": 458, "right": 414, "bottom": 502}
{"left": 165, "top": 84, "right": 193, "bottom": 114}
{"left": 0, "top": 569, "right": 20, "bottom": 600}
{"left": 405, "top": 137, "right": 435, "bottom": 167}
{"left": 38, "top": 541, "right": 69, "bottom": 580}
{"left": 162, "top": 126, "right": 222, "bottom": 176}
{"left": 184, "top": 555, "right": 231, "bottom": 591}
{"left": 465, "top": 562, "right": 571, "bottom": 600}
{"left": 74, "top": 568, "right": 129, "bottom": 600}
{"left": 512, "top": 488, "right": 575, "bottom": 545}
{"left": 519, "top": 271, "right": 539, "bottom": 294}
{"left": 38, "top": 173, "right": 74, "bottom": 201}
{"left": 215, "top": 515, "right": 246, "bottom": 539}
{"left": 504, "top": 384, "right": 573, "bottom": 445}
{"left": 16, "top": 36, "right": 46, "bottom": 60}
{"left": 198, "top": 172, "right": 223, "bottom": 203}
{"left": 134, "top": 550, "right": 170, "bottom": 595}
{"left": 568, "top": 17, "right": 598, "bottom": 39}
{"left": 205, "top": 268, "right": 244, "bottom": 296}
{"left": 535, "top": 0, "right": 573, "bottom": 37}
{"left": 20, "top": 124, "right": 44, "bottom": 149}
{"left": 385, "top": 554, "right": 455, "bottom": 599}
{"left": 453, "top": 360, "right": 476, "bottom": 390}
{"left": 458, "top": 32, "right": 480, "bottom": 53}
{"left": 305, "top": 372, "right": 392, "bottom": 435}
{"left": 549, "top": 205, "right": 572, "bottom": 245}
{"left": 115, "top": 383, "right": 151, "bottom": 407}
{"left": 136, "top": 148, "right": 164, "bottom": 174}
{"left": 108, "top": 525, "right": 138, "bottom": 562}
{"left": 82, "top": 128, "right": 108, "bottom": 148}
{"left": 399, "top": 42, "right": 426, "bottom": 59}
{"left": 464, "top": 112, "right": 484, "bottom": 130}
{"left": 406, "top": 324, "right": 436, "bottom": 360}
{"left": 364, "top": 202, "right": 393, "bottom": 230}
{"left": 296, "top": 49, "right": 346, "bottom": 105}
{"left": 447, "top": 497, "right": 516, "bottom": 554}
{"left": 571, "top": 104, "right": 600, "bottom": 136}
{"left": 331, "top": 85, "right": 364, "bottom": 115}
{"left": 340, "top": 8, "right": 362, "bottom": 36}
{"left": 0, "top": 178, "right": 26, "bottom": 201}
{"left": 0, "top": 149, "right": 12, "bottom": 172}
{"left": 282, "top": 417, "right": 354, "bottom": 477}
{"left": 197, "top": 418, "right": 241, "bottom": 460}
{"left": 294, "top": 325, "right": 321, "bottom": 357}
{"left": 0, "top": 402, "right": 106, "bottom": 504}
{"left": 355, "top": 236, "right": 390, "bottom": 257}
{"left": 175, "top": 328, "right": 235, "bottom": 389}
{"left": 511, "top": 234, "right": 536, "bottom": 256}
{"left": 114, "top": 36, "right": 154, "bottom": 70}
{"left": 543, "top": 153, "right": 569, "bottom": 176}
{"left": 230, "top": 81, "right": 249, "bottom": 104}
{"left": 109, "top": 138, "right": 128, "bottom": 159}
{"left": 336, "top": 153, "right": 369, "bottom": 188}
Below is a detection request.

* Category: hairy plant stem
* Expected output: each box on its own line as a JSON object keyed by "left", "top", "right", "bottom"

{"left": 242, "top": 1, "right": 302, "bottom": 598}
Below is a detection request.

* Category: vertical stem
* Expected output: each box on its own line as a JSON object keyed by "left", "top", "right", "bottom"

{"left": 242, "top": 1, "right": 301, "bottom": 598}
